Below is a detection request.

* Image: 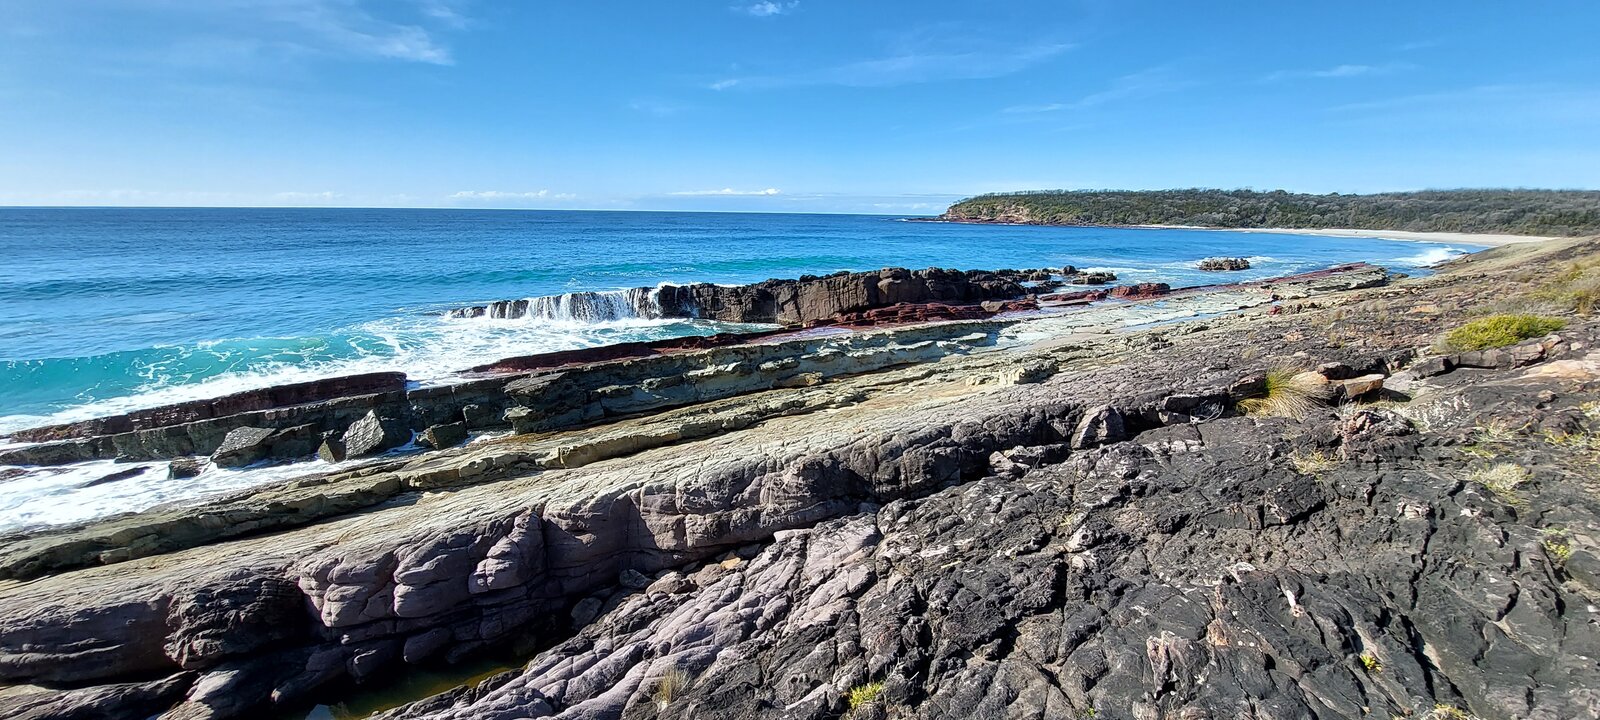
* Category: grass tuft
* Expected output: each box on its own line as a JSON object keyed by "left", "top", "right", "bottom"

{"left": 1442, "top": 314, "right": 1565, "bottom": 351}
{"left": 654, "top": 666, "right": 691, "bottom": 710}
{"left": 1290, "top": 449, "right": 1339, "bottom": 476}
{"left": 1469, "top": 463, "right": 1531, "bottom": 505}
{"left": 1239, "top": 368, "right": 1324, "bottom": 419}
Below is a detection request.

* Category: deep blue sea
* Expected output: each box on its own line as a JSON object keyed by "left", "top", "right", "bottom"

{"left": 0, "top": 208, "right": 1471, "bottom": 434}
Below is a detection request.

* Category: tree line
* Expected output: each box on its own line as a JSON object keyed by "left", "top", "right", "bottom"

{"left": 940, "top": 189, "right": 1600, "bottom": 236}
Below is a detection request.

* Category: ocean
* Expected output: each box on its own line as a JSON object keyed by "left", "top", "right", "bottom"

{"left": 0, "top": 208, "right": 1472, "bottom": 438}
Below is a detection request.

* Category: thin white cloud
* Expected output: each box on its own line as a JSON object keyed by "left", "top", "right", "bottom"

{"left": 1002, "top": 67, "right": 1187, "bottom": 114}
{"left": 273, "top": 190, "right": 344, "bottom": 202}
{"left": 713, "top": 34, "right": 1071, "bottom": 89}
{"left": 669, "top": 188, "right": 781, "bottom": 196}
{"left": 1264, "top": 63, "right": 1413, "bottom": 82}
{"left": 737, "top": 1, "right": 798, "bottom": 17}
{"left": 110, "top": 0, "right": 462, "bottom": 66}
{"left": 450, "top": 190, "right": 578, "bottom": 201}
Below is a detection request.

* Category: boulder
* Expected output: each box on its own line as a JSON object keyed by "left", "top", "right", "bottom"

{"left": 210, "top": 427, "right": 276, "bottom": 468}
{"left": 1197, "top": 257, "right": 1252, "bottom": 271}
{"left": 1338, "top": 373, "right": 1386, "bottom": 400}
{"left": 504, "top": 406, "right": 538, "bottom": 435}
{"left": 1072, "top": 271, "right": 1117, "bottom": 285}
{"left": 80, "top": 467, "right": 147, "bottom": 489}
{"left": 316, "top": 434, "right": 347, "bottom": 464}
{"left": 1108, "top": 282, "right": 1171, "bottom": 299}
{"left": 266, "top": 423, "right": 321, "bottom": 460}
{"left": 1071, "top": 405, "right": 1126, "bottom": 448}
{"left": 167, "top": 457, "right": 203, "bottom": 479}
{"left": 421, "top": 422, "right": 469, "bottom": 450}
{"left": 342, "top": 411, "right": 410, "bottom": 459}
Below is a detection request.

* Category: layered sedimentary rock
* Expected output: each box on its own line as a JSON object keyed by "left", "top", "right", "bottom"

{"left": 448, "top": 267, "right": 1031, "bottom": 327}
{"left": 2, "top": 242, "right": 1596, "bottom": 720}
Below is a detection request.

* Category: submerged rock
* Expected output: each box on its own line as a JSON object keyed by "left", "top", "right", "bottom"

{"left": 1198, "top": 256, "right": 1251, "bottom": 271}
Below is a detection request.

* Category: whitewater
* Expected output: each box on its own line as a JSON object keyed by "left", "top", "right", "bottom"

{"left": 0, "top": 208, "right": 1486, "bottom": 530}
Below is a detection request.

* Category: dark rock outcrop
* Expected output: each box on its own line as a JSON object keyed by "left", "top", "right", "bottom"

{"left": 656, "top": 267, "right": 1027, "bottom": 325}
{"left": 1198, "top": 256, "right": 1252, "bottom": 271}
{"left": 1108, "top": 282, "right": 1171, "bottom": 299}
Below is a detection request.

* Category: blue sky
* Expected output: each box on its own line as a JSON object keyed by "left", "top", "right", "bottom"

{"left": 1, "top": 1, "right": 1597, "bottom": 213}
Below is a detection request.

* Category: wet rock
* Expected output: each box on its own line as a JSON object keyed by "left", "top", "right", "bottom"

{"left": 421, "top": 423, "right": 469, "bottom": 450}
{"left": 504, "top": 406, "right": 537, "bottom": 435}
{"left": 79, "top": 466, "right": 148, "bottom": 489}
{"left": 210, "top": 426, "right": 277, "bottom": 468}
{"left": 316, "top": 433, "right": 346, "bottom": 464}
{"left": 460, "top": 403, "right": 502, "bottom": 430}
{"left": 168, "top": 457, "right": 204, "bottom": 479}
{"left": 267, "top": 423, "right": 321, "bottom": 460}
{"left": 343, "top": 411, "right": 410, "bottom": 458}
{"left": 1072, "top": 271, "right": 1117, "bottom": 285}
{"left": 1197, "top": 256, "right": 1251, "bottom": 271}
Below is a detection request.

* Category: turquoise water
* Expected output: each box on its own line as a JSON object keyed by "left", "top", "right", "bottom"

{"left": 0, "top": 208, "right": 1470, "bottom": 433}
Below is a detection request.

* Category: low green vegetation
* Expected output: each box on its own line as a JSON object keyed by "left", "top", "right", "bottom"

{"left": 1543, "top": 530, "right": 1573, "bottom": 565}
{"left": 1238, "top": 368, "right": 1323, "bottom": 419}
{"left": 848, "top": 682, "right": 884, "bottom": 709}
{"left": 1358, "top": 653, "right": 1383, "bottom": 673}
{"left": 942, "top": 189, "right": 1600, "bottom": 236}
{"left": 1443, "top": 314, "right": 1565, "bottom": 351}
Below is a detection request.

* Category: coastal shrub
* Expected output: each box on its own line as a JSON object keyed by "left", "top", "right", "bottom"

{"left": 1238, "top": 368, "right": 1323, "bottom": 419}
{"left": 1443, "top": 314, "right": 1565, "bottom": 351}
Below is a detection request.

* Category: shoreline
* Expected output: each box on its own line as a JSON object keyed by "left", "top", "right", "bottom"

{"left": 915, "top": 216, "right": 1558, "bottom": 247}
{"left": 1144, "top": 225, "right": 1556, "bottom": 247}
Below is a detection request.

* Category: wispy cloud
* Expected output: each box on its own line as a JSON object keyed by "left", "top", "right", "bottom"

{"left": 274, "top": 0, "right": 455, "bottom": 64}
{"left": 1002, "top": 67, "right": 1188, "bottom": 114}
{"left": 1264, "top": 62, "right": 1413, "bottom": 82}
{"left": 629, "top": 98, "right": 683, "bottom": 116}
{"left": 451, "top": 190, "right": 578, "bottom": 201}
{"left": 1328, "top": 83, "right": 1600, "bottom": 125}
{"left": 711, "top": 30, "right": 1071, "bottom": 89}
{"left": 668, "top": 188, "right": 781, "bottom": 196}
{"left": 736, "top": 1, "right": 798, "bottom": 17}
{"left": 274, "top": 190, "right": 344, "bottom": 202}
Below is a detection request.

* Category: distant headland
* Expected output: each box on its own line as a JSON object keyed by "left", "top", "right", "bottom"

{"left": 927, "top": 188, "right": 1600, "bottom": 237}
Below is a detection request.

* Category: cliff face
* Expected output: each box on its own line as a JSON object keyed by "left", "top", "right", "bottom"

{"left": 3, "top": 240, "right": 1600, "bottom": 720}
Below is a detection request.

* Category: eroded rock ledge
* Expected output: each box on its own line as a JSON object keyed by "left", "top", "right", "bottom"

{"left": 2, "top": 242, "right": 1597, "bottom": 720}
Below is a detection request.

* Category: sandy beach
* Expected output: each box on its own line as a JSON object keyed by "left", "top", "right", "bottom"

{"left": 1202, "top": 226, "right": 1555, "bottom": 247}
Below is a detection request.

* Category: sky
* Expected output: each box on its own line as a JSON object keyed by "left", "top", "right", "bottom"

{"left": 1, "top": 1, "right": 1598, "bottom": 213}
